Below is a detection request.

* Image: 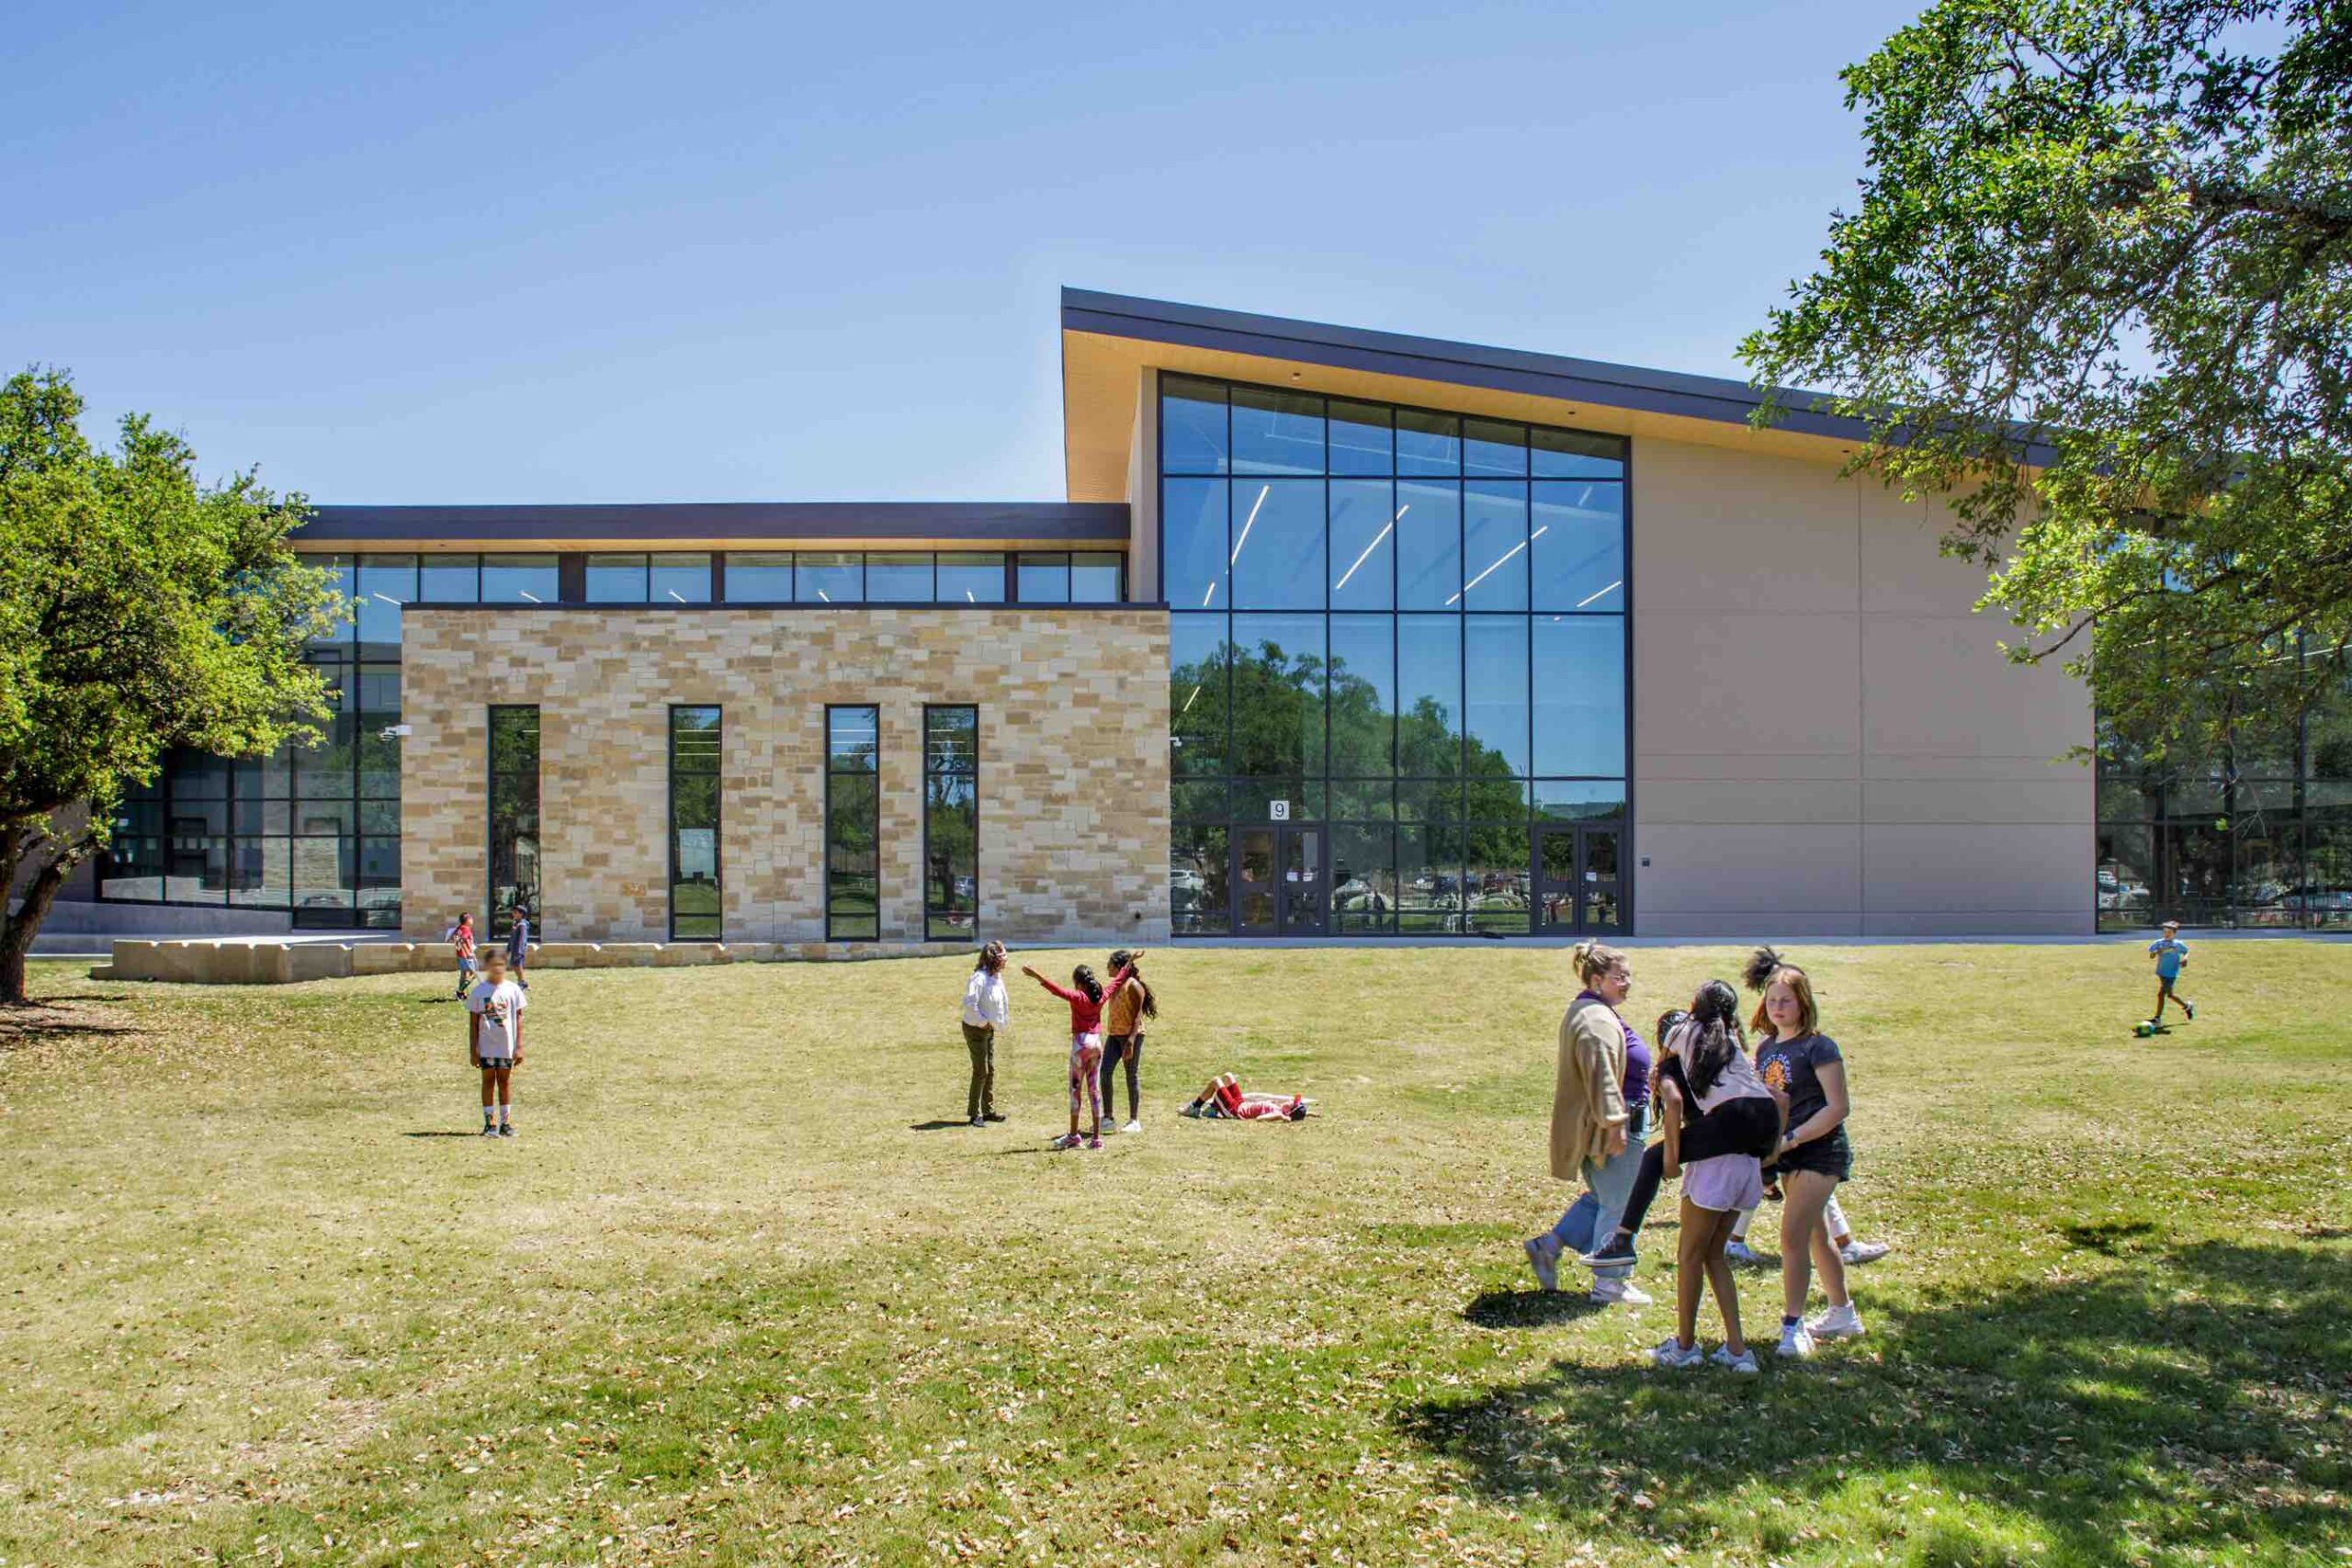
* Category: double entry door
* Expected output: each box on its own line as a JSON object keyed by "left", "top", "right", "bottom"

{"left": 1535, "top": 823, "right": 1625, "bottom": 933}
{"left": 1234, "top": 823, "right": 1328, "bottom": 936}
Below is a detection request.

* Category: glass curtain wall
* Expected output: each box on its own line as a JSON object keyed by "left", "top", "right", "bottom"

{"left": 488, "top": 707, "right": 541, "bottom": 940}
{"left": 97, "top": 552, "right": 551, "bottom": 928}
{"left": 827, "top": 705, "right": 882, "bottom": 939}
{"left": 669, "top": 706, "right": 723, "bottom": 940}
{"left": 1163, "top": 376, "right": 1630, "bottom": 936}
{"left": 924, "top": 706, "right": 979, "bottom": 940}
{"left": 2097, "top": 665, "right": 2352, "bottom": 930}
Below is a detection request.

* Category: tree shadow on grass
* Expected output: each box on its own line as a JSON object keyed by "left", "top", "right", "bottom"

{"left": 1398, "top": 1239, "right": 2349, "bottom": 1565}
{"left": 1464, "top": 1289, "right": 1607, "bottom": 1329}
{"left": 0, "top": 1007, "right": 139, "bottom": 1052}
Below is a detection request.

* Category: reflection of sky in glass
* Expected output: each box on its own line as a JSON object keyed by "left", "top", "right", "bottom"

{"left": 1532, "top": 618, "right": 1626, "bottom": 775}
{"left": 1163, "top": 478, "right": 1227, "bottom": 608}
{"left": 1233, "top": 388, "right": 1324, "bottom": 475}
{"left": 1231, "top": 480, "right": 1324, "bottom": 609}
{"left": 1532, "top": 482, "right": 1625, "bottom": 608}
{"left": 1329, "top": 400, "right": 1391, "bottom": 475}
{"left": 1329, "top": 479, "right": 1396, "bottom": 610}
{"left": 1162, "top": 379, "right": 1228, "bottom": 474}
{"left": 1461, "top": 483, "right": 1529, "bottom": 610}
{"left": 1466, "top": 618, "right": 1530, "bottom": 775}
{"left": 797, "top": 554, "right": 862, "bottom": 604}
{"left": 1397, "top": 480, "right": 1460, "bottom": 608}
{"left": 1398, "top": 410, "right": 1461, "bottom": 475}
{"left": 1464, "top": 418, "right": 1528, "bottom": 477}
{"left": 586, "top": 555, "right": 649, "bottom": 604}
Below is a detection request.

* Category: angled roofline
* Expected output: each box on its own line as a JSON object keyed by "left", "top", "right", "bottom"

{"left": 298, "top": 501, "right": 1130, "bottom": 546}
{"left": 1059, "top": 288, "right": 2058, "bottom": 464}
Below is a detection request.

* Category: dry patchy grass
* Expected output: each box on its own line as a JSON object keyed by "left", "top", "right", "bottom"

{"left": 0, "top": 943, "right": 2346, "bottom": 1566}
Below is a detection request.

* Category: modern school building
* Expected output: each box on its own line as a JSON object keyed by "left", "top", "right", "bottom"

{"left": 41, "top": 289, "right": 2351, "bottom": 947}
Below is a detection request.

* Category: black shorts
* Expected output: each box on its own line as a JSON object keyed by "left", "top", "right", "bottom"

{"left": 1771, "top": 1129, "right": 1852, "bottom": 1182}
{"left": 476, "top": 1055, "right": 515, "bottom": 1071}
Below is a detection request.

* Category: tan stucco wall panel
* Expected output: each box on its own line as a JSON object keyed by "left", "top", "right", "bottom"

{"left": 1633, "top": 434, "right": 2094, "bottom": 935}
{"left": 1635, "top": 614, "right": 1864, "bottom": 754}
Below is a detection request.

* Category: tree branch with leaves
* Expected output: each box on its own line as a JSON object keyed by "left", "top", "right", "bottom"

{"left": 0, "top": 369, "right": 341, "bottom": 1003}
{"left": 1743, "top": 0, "right": 2352, "bottom": 770}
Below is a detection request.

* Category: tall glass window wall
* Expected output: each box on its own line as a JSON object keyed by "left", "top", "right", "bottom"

{"left": 1162, "top": 376, "right": 1631, "bottom": 936}
{"left": 2096, "top": 669, "right": 2352, "bottom": 930}
{"left": 98, "top": 551, "right": 560, "bottom": 929}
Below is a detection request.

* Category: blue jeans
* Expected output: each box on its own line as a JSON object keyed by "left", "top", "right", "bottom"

{"left": 1553, "top": 1104, "right": 1649, "bottom": 1279}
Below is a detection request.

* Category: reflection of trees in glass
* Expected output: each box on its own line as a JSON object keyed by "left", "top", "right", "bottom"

{"left": 923, "top": 706, "right": 978, "bottom": 938}
{"left": 1170, "top": 633, "right": 1525, "bottom": 804}
{"left": 488, "top": 707, "right": 539, "bottom": 937}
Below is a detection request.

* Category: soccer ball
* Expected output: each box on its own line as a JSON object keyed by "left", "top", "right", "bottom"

{"left": 2134, "top": 1021, "right": 2156, "bottom": 1038}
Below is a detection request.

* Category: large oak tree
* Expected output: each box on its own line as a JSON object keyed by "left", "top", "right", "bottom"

{"left": 0, "top": 370, "right": 339, "bottom": 1002}
{"left": 1743, "top": 0, "right": 2352, "bottom": 769}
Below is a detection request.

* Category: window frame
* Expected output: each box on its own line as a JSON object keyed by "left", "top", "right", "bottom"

{"left": 667, "top": 704, "right": 724, "bottom": 942}
{"left": 922, "top": 704, "right": 980, "bottom": 942}
{"left": 824, "top": 703, "right": 883, "bottom": 942}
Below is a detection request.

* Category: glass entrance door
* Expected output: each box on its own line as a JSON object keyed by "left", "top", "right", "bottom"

{"left": 1235, "top": 825, "right": 1328, "bottom": 935}
{"left": 1534, "top": 824, "right": 1627, "bottom": 932}
{"left": 1277, "top": 824, "right": 1329, "bottom": 936}
{"left": 1236, "top": 829, "right": 1277, "bottom": 935}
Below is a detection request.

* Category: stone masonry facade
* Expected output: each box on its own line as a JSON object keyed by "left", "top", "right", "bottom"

{"left": 399, "top": 608, "right": 1171, "bottom": 946}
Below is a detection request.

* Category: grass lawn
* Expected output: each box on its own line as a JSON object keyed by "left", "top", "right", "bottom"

{"left": 1, "top": 943, "right": 2346, "bottom": 1566}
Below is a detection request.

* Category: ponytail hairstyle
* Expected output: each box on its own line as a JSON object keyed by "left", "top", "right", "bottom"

{"left": 1072, "top": 964, "right": 1102, "bottom": 1006}
{"left": 1682, "top": 978, "right": 1747, "bottom": 1100}
{"left": 1570, "top": 939, "right": 1627, "bottom": 990}
{"left": 975, "top": 940, "right": 1008, "bottom": 976}
{"left": 1744, "top": 946, "right": 1819, "bottom": 1038}
{"left": 1125, "top": 955, "right": 1159, "bottom": 1021}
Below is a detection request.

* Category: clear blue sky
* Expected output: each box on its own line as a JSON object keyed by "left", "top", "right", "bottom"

{"left": 4, "top": 0, "right": 1920, "bottom": 504}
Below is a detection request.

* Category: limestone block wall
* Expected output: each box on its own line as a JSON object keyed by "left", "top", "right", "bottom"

{"left": 399, "top": 608, "right": 1171, "bottom": 945}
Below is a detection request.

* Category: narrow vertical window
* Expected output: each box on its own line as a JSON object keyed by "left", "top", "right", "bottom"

{"left": 924, "top": 706, "right": 978, "bottom": 940}
{"left": 670, "top": 705, "right": 722, "bottom": 940}
{"left": 488, "top": 706, "right": 540, "bottom": 941}
{"left": 827, "top": 705, "right": 880, "bottom": 940}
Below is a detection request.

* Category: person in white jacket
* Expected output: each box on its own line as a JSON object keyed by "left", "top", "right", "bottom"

{"left": 960, "top": 942, "right": 1011, "bottom": 1127}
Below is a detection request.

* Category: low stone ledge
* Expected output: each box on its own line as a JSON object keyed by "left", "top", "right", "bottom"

{"left": 99, "top": 934, "right": 985, "bottom": 984}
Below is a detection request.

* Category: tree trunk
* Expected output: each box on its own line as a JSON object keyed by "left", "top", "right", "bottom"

{"left": 3, "top": 840, "right": 78, "bottom": 1007}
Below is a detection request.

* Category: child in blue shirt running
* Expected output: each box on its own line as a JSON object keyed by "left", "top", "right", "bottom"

{"left": 2146, "top": 920, "right": 2194, "bottom": 1027}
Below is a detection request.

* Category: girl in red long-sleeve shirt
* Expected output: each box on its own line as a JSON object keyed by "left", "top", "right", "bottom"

{"left": 1022, "top": 963, "right": 1105, "bottom": 1149}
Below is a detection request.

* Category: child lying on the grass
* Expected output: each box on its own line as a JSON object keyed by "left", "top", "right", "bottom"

{"left": 1181, "top": 1072, "right": 1309, "bottom": 1122}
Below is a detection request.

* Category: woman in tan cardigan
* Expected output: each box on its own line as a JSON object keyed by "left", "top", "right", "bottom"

{"left": 1524, "top": 940, "right": 1654, "bottom": 1306}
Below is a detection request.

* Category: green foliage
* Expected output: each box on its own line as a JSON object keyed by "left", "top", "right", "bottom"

{"left": 1743, "top": 0, "right": 2352, "bottom": 765}
{"left": 0, "top": 368, "right": 338, "bottom": 993}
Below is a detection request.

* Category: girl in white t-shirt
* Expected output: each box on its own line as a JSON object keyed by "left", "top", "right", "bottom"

{"left": 1651, "top": 979, "right": 1781, "bottom": 1372}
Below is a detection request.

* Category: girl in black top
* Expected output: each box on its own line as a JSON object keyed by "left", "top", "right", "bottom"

{"left": 1747, "top": 949, "right": 1862, "bottom": 1358}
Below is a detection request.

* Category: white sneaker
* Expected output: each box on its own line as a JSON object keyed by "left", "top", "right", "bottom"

{"left": 1776, "top": 1321, "right": 1815, "bottom": 1359}
{"left": 1650, "top": 1337, "right": 1704, "bottom": 1370}
{"left": 1809, "top": 1302, "right": 1866, "bottom": 1340}
{"left": 1122, "top": 1120, "right": 1142, "bottom": 1134}
{"left": 1710, "top": 1345, "right": 1761, "bottom": 1374}
{"left": 1724, "top": 1239, "right": 1764, "bottom": 1266}
{"left": 1839, "top": 1239, "right": 1891, "bottom": 1265}
{"left": 1523, "top": 1234, "right": 1561, "bottom": 1292}
{"left": 1589, "top": 1277, "right": 1652, "bottom": 1306}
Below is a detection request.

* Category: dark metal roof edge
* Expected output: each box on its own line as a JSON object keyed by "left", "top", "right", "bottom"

{"left": 1060, "top": 288, "right": 1865, "bottom": 441}
{"left": 1060, "top": 288, "right": 2061, "bottom": 465}
{"left": 298, "top": 500, "right": 1132, "bottom": 543}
